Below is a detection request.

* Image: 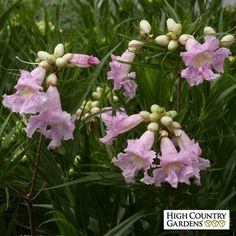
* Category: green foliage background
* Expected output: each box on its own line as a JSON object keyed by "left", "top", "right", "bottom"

{"left": 0, "top": 0, "right": 236, "bottom": 235}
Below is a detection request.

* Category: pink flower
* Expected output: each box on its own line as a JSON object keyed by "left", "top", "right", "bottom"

{"left": 141, "top": 131, "right": 210, "bottom": 188}
{"left": 99, "top": 109, "right": 144, "bottom": 144}
{"left": 153, "top": 137, "right": 195, "bottom": 188}
{"left": 3, "top": 67, "right": 47, "bottom": 114}
{"left": 112, "top": 130, "right": 156, "bottom": 183}
{"left": 25, "top": 86, "right": 75, "bottom": 149}
{"left": 181, "top": 36, "right": 230, "bottom": 86}
{"left": 108, "top": 50, "right": 137, "bottom": 99}
{"left": 174, "top": 128, "right": 210, "bottom": 185}
{"left": 69, "top": 54, "right": 100, "bottom": 68}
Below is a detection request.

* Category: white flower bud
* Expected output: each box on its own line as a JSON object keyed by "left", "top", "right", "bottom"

{"left": 155, "top": 35, "right": 170, "bottom": 47}
{"left": 172, "top": 121, "right": 181, "bottom": 129}
{"left": 96, "top": 87, "right": 103, "bottom": 93}
{"left": 140, "top": 111, "right": 150, "bottom": 120}
{"left": 21, "top": 155, "right": 28, "bottom": 163}
{"left": 165, "top": 111, "right": 171, "bottom": 116}
{"left": 203, "top": 26, "right": 216, "bottom": 35}
{"left": 54, "top": 43, "right": 64, "bottom": 57}
{"left": 160, "top": 130, "right": 168, "bottom": 137}
{"left": 46, "top": 73, "right": 57, "bottom": 86}
{"left": 167, "top": 18, "right": 177, "bottom": 32}
{"left": 62, "top": 53, "right": 73, "bottom": 62}
{"left": 150, "top": 104, "right": 160, "bottom": 113}
{"left": 37, "top": 51, "right": 50, "bottom": 61}
{"left": 147, "top": 122, "right": 159, "bottom": 132}
{"left": 166, "top": 18, "right": 182, "bottom": 35}
{"left": 128, "top": 40, "right": 144, "bottom": 51}
{"left": 92, "top": 92, "right": 101, "bottom": 100}
{"left": 91, "top": 101, "right": 99, "bottom": 108}
{"left": 84, "top": 113, "right": 90, "bottom": 119}
{"left": 168, "top": 110, "right": 177, "bottom": 118}
{"left": 173, "top": 23, "right": 182, "bottom": 35}
{"left": 113, "top": 96, "right": 118, "bottom": 102}
{"left": 139, "top": 20, "right": 151, "bottom": 35}
{"left": 168, "top": 40, "right": 178, "bottom": 51}
{"left": 157, "top": 106, "right": 165, "bottom": 113}
{"left": 76, "top": 109, "right": 82, "bottom": 117}
{"left": 55, "top": 57, "right": 66, "bottom": 68}
{"left": 69, "top": 168, "right": 74, "bottom": 176}
{"left": 160, "top": 116, "right": 173, "bottom": 126}
{"left": 228, "top": 56, "right": 235, "bottom": 62}
{"left": 86, "top": 101, "right": 92, "bottom": 110}
{"left": 220, "top": 34, "right": 235, "bottom": 47}
{"left": 149, "top": 113, "right": 161, "bottom": 122}
{"left": 90, "top": 107, "right": 100, "bottom": 114}
{"left": 38, "top": 60, "right": 51, "bottom": 70}
{"left": 178, "top": 34, "right": 194, "bottom": 46}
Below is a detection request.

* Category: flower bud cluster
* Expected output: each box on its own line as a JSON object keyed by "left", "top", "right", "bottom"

{"left": 37, "top": 43, "right": 73, "bottom": 71}
{"left": 99, "top": 104, "right": 210, "bottom": 188}
{"left": 75, "top": 86, "right": 118, "bottom": 121}
{"left": 154, "top": 18, "right": 193, "bottom": 50}
{"left": 139, "top": 104, "right": 179, "bottom": 133}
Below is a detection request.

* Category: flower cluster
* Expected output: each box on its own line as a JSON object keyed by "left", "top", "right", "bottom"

{"left": 100, "top": 105, "right": 210, "bottom": 188}
{"left": 155, "top": 18, "right": 190, "bottom": 50}
{"left": 3, "top": 43, "right": 100, "bottom": 149}
{"left": 75, "top": 86, "right": 118, "bottom": 122}
{"left": 138, "top": 19, "right": 233, "bottom": 86}
{"left": 3, "top": 17, "right": 234, "bottom": 190}
{"left": 37, "top": 43, "right": 100, "bottom": 71}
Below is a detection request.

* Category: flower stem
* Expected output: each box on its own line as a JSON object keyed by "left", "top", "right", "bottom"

{"left": 177, "top": 77, "right": 182, "bottom": 112}
{"left": 26, "top": 134, "right": 43, "bottom": 236}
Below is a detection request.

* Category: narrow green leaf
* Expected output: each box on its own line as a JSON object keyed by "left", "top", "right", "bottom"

{"left": 0, "top": 112, "right": 12, "bottom": 137}
{"left": 104, "top": 211, "right": 151, "bottom": 236}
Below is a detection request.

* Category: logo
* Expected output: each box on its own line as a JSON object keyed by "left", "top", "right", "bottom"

{"left": 204, "top": 220, "right": 226, "bottom": 227}
{"left": 164, "top": 210, "right": 230, "bottom": 230}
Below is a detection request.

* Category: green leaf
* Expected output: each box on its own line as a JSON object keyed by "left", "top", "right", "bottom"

{"left": 104, "top": 211, "right": 151, "bottom": 236}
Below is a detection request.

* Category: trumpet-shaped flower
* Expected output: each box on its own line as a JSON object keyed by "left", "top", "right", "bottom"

{"left": 25, "top": 86, "right": 75, "bottom": 149}
{"left": 153, "top": 137, "right": 195, "bottom": 188}
{"left": 108, "top": 50, "right": 137, "bottom": 99}
{"left": 142, "top": 131, "right": 210, "bottom": 188}
{"left": 173, "top": 128, "right": 210, "bottom": 184}
{"left": 112, "top": 130, "right": 156, "bottom": 182}
{"left": 3, "top": 67, "right": 47, "bottom": 114}
{"left": 100, "top": 109, "right": 144, "bottom": 144}
{"left": 69, "top": 54, "right": 100, "bottom": 68}
{"left": 181, "top": 36, "right": 230, "bottom": 86}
